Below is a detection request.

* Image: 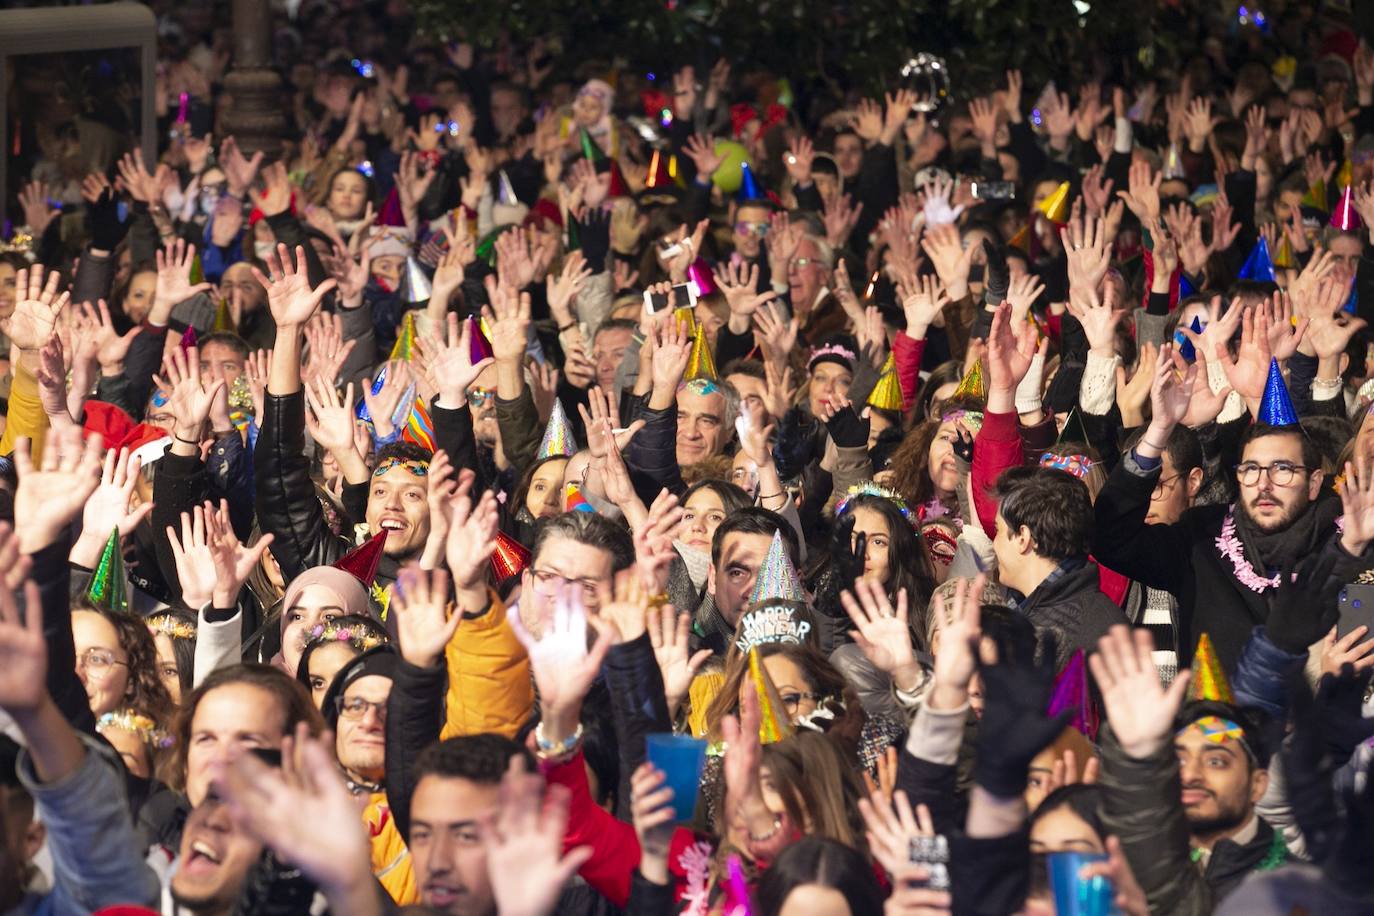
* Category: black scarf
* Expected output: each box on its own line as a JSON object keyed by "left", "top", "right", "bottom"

{"left": 1233, "top": 492, "right": 1341, "bottom": 576}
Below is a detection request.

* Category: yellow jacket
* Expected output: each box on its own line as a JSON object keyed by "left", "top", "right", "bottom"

{"left": 440, "top": 590, "right": 533, "bottom": 739}
{"left": 0, "top": 363, "right": 49, "bottom": 462}
{"left": 364, "top": 791, "right": 417, "bottom": 905}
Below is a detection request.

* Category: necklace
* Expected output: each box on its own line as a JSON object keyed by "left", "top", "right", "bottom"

{"left": 1214, "top": 509, "right": 1280, "bottom": 592}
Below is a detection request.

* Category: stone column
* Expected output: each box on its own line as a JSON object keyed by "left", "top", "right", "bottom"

{"left": 220, "top": 0, "right": 285, "bottom": 161}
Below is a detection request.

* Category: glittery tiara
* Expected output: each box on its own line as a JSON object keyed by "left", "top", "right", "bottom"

{"left": 97, "top": 709, "right": 173, "bottom": 749}
{"left": 834, "top": 483, "right": 915, "bottom": 527}
{"left": 307, "top": 619, "right": 387, "bottom": 651}
{"left": 807, "top": 343, "right": 857, "bottom": 368}
{"left": 0, "top": 227, "right": 35, "bottom": 261}
{"left": 146, "top": 613, "right": 197, "bottom": 640}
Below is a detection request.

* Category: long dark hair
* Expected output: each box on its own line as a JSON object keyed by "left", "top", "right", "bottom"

{"left": 146, "top": 609, "right": 198, "bottom": 698}
{"left": 755, "top": 836, "right": 884, "bottom": 916}
{"left": 840, "top": 493, "right": 936, "bottom": 647}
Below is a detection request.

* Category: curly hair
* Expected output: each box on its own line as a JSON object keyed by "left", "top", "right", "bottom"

{"left": 76, "top": 603, "right": 176, "bottom": 727}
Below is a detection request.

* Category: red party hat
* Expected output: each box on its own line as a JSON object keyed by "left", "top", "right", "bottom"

{"left": 179, "top": 325, "right": 198, "bottom": 353}
{"left": 469, "top": 316, "right": 494, "bottom": 363}
{"left": 490, "top": 530, "right": 531, "bottom": 581}
{"left": 335, "top": 530, "right": 388, "bottom": 586}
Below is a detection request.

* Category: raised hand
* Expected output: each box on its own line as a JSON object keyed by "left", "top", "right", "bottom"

{"left": 714, "top": 259, "right": 778, "bottom": 331}
{"left": 785, "top": 135, "right": 816, "bottom": 186}
{"left": 445, "top": 485, "right": 500, "bottom": 593}
{"left": 167, "top": 505, "right": 218, "bottom": 609}
{"left": 301, "top": 311, "right": 356, "bottom": 389}
{"left": 1068, "top": 281, "right": 1128, "bottom": 359}
{"left": 251, "top": 243, "right": 338, "bottom": 328}
{"left": 1215, "top": 303, "right": 1273, "bottom": 403}
{"left": 927, "top": 575, "right": 984, "bottom": 711}
{"left": 986, "top": 302, "right": 1040, "bottom": 403}
{"left": 682, "top": 133, "right": 725, "bottom": 181}
{"left": 480, "top": 757, "right": 593, "bottom": 916}
{"left": 858, "top": 787, "right": 939, "bottom": 879}
{"left": 219, "top": 136, "right": 264, "bottom": 198}
{"left": 18, "top": 180, "right": 58, "bottom": 238}
{"left": 153, "top": 239, "right": 213, "bottom": 321}
{"left": 841, "top": 579, "right": 923, "bottom": 692}
{"left": 392, "top": 563, "right": 458, "bottom": 669}
{"left": 79, "top": 299, "right": 142, "bottom": 375}
{"left": 630, "top": 762, "right": 678, "bottom": 884}
{"left": 1261, "top": 292, "right": 1308, "bottom": 362}
{"left": 204, "top": 499, "right": 273, "bottom": 608}
{"left": 1089, "top": 626, "right": 1191, "bottom": 759}
{"left": 4, "top": 264, "right": 70, "bottom": 351}
{"left": 304, "top": 377, "right": 362, "bottom": 459}
{"left": 754, "top": 300, "right": 800, "bottom": 364}
{"left": 34, "top": 335, "right": 75, "bottom": 429}
{"left": 0, "top": 543, "right": 43, "bottom": 714}
{"left": 1117, "top": 159, "right": 1162, "bottom": 225}
{"left": 823, "top": 193, "right": 864, "bottom": 248}
{"left": 153, "top": 345, "right": 225, "bottom": 445}
{"left": 546, "top": 251, "right": 593, "bottom": 327}
{"left": 421, "top": 312, "right": 496, "bottom": 408}
{"left": 13, "top": 427, "right": 102, "bottom": 554}
{"left": 362, "top": 360, "right": 413, "bottom": 439}
{"left": 510, "top": 585, "right": 615, "bottom": 724}
{"left": 71, "top": 446, "right": 153, "bottom": 568}
{"left": 921, "top": 224, "right": 974, "bottom": 302}
{"left": 1147, "top": 342, "right": 1199, "bottom": 431}
{"left": 647, "top": 604, "right": 711, "bottom": 718}
{"left": 483, "top": 275, "right": 531, "bottom": 363}
{"left": 649, "top": 313, "right": 691, "bottom": 399}
{"left": 1340, "top": 454, "right": 1374, "bottom": 556}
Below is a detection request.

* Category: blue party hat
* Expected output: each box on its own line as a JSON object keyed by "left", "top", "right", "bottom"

{"left": 737, "top": 161, "right": 762, "bottom": 202}
{"left": 1178, "top": 273, "right": 1195, "bottom": 299}
{"left": 1257, "top": 357, "right": 1299, "bottom": 427}
{"left": 1239, "top": 238, "right": 1276, "bottom": 283}
{"left": 1345, "top": 283, "right": 1359, "bottom": 315}
{"left": 1175, "top": 316, "right": 1203, "bottom": 363}
{"left": 355, "top": 365, "right": 387, "bottom": 421}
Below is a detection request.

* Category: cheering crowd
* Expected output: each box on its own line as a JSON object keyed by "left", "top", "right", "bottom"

{"left": 8, "top": 0, "right": 1374, "bottom": 913}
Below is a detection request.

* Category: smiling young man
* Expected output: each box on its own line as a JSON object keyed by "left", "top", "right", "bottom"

{"left": 1096, "top": 419, "right": 1371, "bottom": 675}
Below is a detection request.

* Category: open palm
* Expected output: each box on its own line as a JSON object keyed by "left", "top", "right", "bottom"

{"left": 252, "top": 244, "right": 337, "bottom": 327}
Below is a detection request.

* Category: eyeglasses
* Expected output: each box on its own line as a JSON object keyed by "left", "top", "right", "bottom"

{"left": 779, "top": 691, "right": 823, "bottom": 713}
{"left": 77, "top": 649, "right": 128, "bottom": 679}
{"left": 1151, "top": 473, "right": 1184, "bottom": 499}
{"left": 791, "top": 257, "right": 822, "bottom": 269}
{"left": 337, "top": 696, "right": 388, "bottom": 721}
{"left": 734, "top": 221, "right": 770, "bottom": 237}
{"left": 1235, "top": 461, "right": 1309, "bottom": 487}
{"left": 467, "top": 387, "right": 495, "bottom": 407}
{"left": 529, "top": 568, "right": 604, "bottom": 606}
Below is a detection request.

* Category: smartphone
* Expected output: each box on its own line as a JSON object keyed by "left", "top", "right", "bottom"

{"left": 970, "top": 181, "right": 1016, "bottom": 201}
{"left": 1338, "top": 584, "right": 1374, "bottom": 637}
{"left": 907, "top": 834, "right": 950, "bottom": 890}
{"left": 643, "top": 282, "right": 699, "bottom": 313}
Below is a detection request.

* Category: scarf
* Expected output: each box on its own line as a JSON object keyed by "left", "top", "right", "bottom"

{"left": 675, "top": 541, "right": 712, "bottom": 590}
{"left": 1232, "top": 492, "right": 1340, "bottom": 576}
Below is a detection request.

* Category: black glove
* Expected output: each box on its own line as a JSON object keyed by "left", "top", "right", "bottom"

{"left": 86, "top": 187, "right": 128, "bottom": 252}
{"left": 1266, "top": 550, "right": 1343, "bottom": 655}
{"left": 830, "top": 514, "right": 866, "bottom": 592}
{"left": 575, "top": 208, "right": 612, "bottom": 272}
{"left": 951, "top": 426, "right": 975, "bottom": 465}
{"left": 773, "top": 407, "right": 817, "bottom": 481}
{"left": 982, "top": 239, "right": 1009, "bottom": 307}
{"left": 973, "top": 629, "right": 1072, "bottom": 797}
{"left": 824, "top": 401, "right": 869, "bottom": 449}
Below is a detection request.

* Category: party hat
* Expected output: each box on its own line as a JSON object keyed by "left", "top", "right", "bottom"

{"left": 179, "top": 325, "right": 198, "bottom": 353}
{"left": 1188, "top": 632, "right": 1234, "bottom": 704}
{"left": 1301, "top": 179, "right": 1327, "bottom": 212}
{"left": 402, "top": 257, "right": 433, "bottom": 304}
{"left": 565, "top": 482, "right": 594, "bottom": 513}
{"left": 401, "top": 397, "right": 435, "bottom": 451}
{"left": 1176, "top": 316, "right": 1203, "bottom": 363}
{"left": 1337, "top": 158, "right": 1354, "bottom": 190}
{"left": 724, "top": 855, "right": 755, "bottom": 916}
{"left": 86, "top": 528, "right": 128, "bottom": 613}
{"left": 684, "top": 325, "right": 718, "bottom": 382}
{"left": 1257, "top": 357, "right": 1299, "bottom": 427}
{"left": 867, "top": 353, "right": 905, "bottom": 412}
{"left": 1162, "top": 141, "right": 1185, "bottom": 180}
{"left": 490, "top": 529, "right": 531, "bottom": 581}
{"left": 1178, "top": 273, "right": 1196, "bottom": 299}
{"left": 686, "top": 258, "right": 715, "bottom": 298}
{"left": 1046, "top": 649, "right": 1099, "bottom": 741}
{"left": 673, "top": 306, "right": 696, "bottom": 335}
{"left": 748, "top": 645, "right": 796, "bottom": 745}
{"left": 378, "top": 186, "right": 406, "bottom": 227}
{"left": 1037, "top": 181, "right": 1071, "bottom": 223}
{"left": 356, "top": 365, "right": 386, "bottom": 421}
{"left": 211, "top": 297, "right": 235, "bottom": 333}
{"left": 668, "top": 153, "right": 683, "bottom": 186}
{"left": 1238, "top": 237, "right": 1276, "bottom": 282}
{"left": 645, "top": 149, "right": 673, "bottom": 189}
{"left": 189, "top": 252, "right": 204, "bottom": 286}
{"left": 687, "top": 671, "right": 725, "bottom": 738}
{"left": 468, "top": 316, "right": 494, "bottom": 363}
{"left": 1331, "top": 185, "right": 1363, "bottom": 232}
{"left": 1056, "top": 407, "right": 1089, "bottom": 446}
{"left": 335, "top": 530, "right": 388, "bottom": 587}
{"left": 497, "top": 169, "right": 519, "bottom": 207}
{"left": 537, "top": 399, "right": 577, "bottom": 459}
{"left": 578, "top": 128, "right": 606, "bottom": 163}
{"left": 1007, "top": 222, "right": 1030, "bottom": 253}
{"left": 389, "top": 311, "right": 417, "bottom": 361}
{"left": 475, "top": 228, "right": 501, "bottom": 265}
{"left": 737, "top": 161, "right": 762, "bottom": 202}
{"left": 951, "top": 359, "right": 986, "bottom": 401}
{"left": 748, "top": 530, "right": 806, "bottom": 605}
{"left": 1273, "top": 233, "right": 1296, "bottom": 269}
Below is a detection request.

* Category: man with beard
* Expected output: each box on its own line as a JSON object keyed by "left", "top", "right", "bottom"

{"left": 1094, "top": 349, "right": 1374, "bottom": 674}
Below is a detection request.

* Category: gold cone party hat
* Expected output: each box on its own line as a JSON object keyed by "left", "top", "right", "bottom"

{"left": 684, "top": 325, "right": 718, "bottom": 382}
{"left": 749, "top": 645, "right": 796, "bottom": 745}
{"left": 952, "top": 359, "right": 987, "bottom": 402}
{"left": 867, "top": 353, "right": 904, "bottom": 412}
{"left": 1188, "top": 633, "right": 1234, "bottom": 704}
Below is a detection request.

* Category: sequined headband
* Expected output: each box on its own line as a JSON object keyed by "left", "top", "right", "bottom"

{"left": 308, "top": 620, "right": 387, "bottom": 651}
{"left": 146, "top": 614, "right": 197, "bottom": 640}
{"left": 1040, "top": 452, "right": 1094, "bottom": 479}
{"left": 372, "top": 457, "right": 429, "bottom": 478}
{"left": 1178, "top": 715, "right": 1256, "bottom": 761}
{"left": 808, "top": 344, "right": 857, "bottom": 368}
{"left": 97, "top": 709, "right": 174, "bottom": 749}
{"left": 834, "top": 483, "right": 916, "bottom": 528}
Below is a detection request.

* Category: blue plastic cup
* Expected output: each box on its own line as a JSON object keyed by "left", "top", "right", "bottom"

{"left": 1047, "top": 851, "right": 1116, "bottom": 916}
{"left": 644, "top": 734, "right": 707, "bottom": 822}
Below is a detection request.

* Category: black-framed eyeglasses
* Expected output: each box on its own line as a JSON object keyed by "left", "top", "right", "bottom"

{"left": 778, "top": 691, "right": 823, "bottom": 713}
{"left": 1151, "top": 473, "right": 1184, "bottom": 499}
{"left": 1235, "top": 461, "right": 1309, "bottom": 487}
{"left": 529, "top": 568, "right": 604, "bottom": 606}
